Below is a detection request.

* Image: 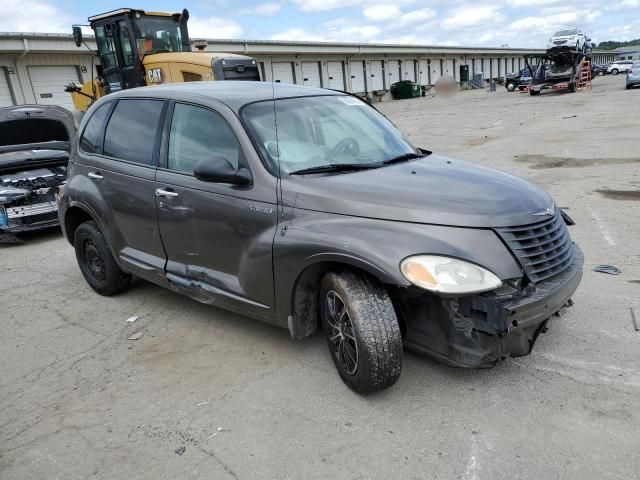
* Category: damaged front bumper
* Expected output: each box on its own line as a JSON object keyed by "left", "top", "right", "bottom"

{"left": 396, "top": 245, "right": 584, "bottom": 368}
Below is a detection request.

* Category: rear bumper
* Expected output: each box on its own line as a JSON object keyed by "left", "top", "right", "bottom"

{"left": 398, "top": 245, "right": 584, "bottom": 368}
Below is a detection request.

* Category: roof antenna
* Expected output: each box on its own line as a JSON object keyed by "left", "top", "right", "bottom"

{"left": 270, "top": 58, "right": 285, "bottom": 235}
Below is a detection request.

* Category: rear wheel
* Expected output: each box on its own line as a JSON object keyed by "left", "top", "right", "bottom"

{"left": 74, "top": 221, "right": 132, "bottom": 296}
{"left": 320, "top": 271, "right": 402, "bottom": 394}
{"left": 612, "top": 68, "right": 619, "bottom": 75}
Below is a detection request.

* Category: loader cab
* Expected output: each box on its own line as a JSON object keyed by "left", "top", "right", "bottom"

{"left": 89, "top": 8, "right": 191, "bottom": 94}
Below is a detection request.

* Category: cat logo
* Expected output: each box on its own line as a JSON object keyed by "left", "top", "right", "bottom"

{"left": 147, "top": 68, "right": 164, "bottom": 84}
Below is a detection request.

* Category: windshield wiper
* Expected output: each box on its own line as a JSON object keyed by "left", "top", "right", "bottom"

{"left": 382, "top": 152, "right": 427, "bottom": 165}
{"left": 289, "top": 163, "right": 380, "bottom": 175}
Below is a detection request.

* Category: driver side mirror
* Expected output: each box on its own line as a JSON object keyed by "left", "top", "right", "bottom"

{"left": 72, "top": 26, "right": 83, "bottom": 48}
{"left": 193, "top": 157, "right": 252, "bottom": 186}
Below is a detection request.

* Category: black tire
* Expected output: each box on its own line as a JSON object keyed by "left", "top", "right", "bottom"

{"left": 506, "top": 81, "right": 516, "bottom": 92}
{"left": 611, "top": 69, "right": 619, "bottom": 75}
{"left": 529, "top": 89, "right": 540, "bottom": 96}
{"left": 568, "top": 82, "right": 576, "bottom": 93}
{"left": 320, "top": 271, "right": 402, "bottom": 394}
{"left": 74, "top": 221, "right": 131, "bottom": 296}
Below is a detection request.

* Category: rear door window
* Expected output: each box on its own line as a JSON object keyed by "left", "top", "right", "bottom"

{"left": 103, "top": 99, "right": 164, "bottom": 164}
{"left": 167, "top": 103, "right": 241, "bottom": 173}
{"left": 79, "top": 102, "right": 112, "bottom": 154}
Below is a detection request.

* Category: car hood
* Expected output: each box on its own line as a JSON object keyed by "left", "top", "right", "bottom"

{"left": 0, "top": 105, "right": 76, "bottom": 157}
{"left": 282, "top": 154, "right": 554, "bottom": 228}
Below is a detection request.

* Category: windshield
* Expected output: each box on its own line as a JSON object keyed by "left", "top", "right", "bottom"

{"left": 554, "top": 29, "right": 577, "bottom": 36}
{"left": 242, "top": 95, "right": 417, "bottom": 175}
{"left": 133, "top": 17, "right": 185, "bottom": 56}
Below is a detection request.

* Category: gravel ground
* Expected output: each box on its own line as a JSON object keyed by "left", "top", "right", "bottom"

{"left": 1, "top": 74, "right": 639, "bottom": 480}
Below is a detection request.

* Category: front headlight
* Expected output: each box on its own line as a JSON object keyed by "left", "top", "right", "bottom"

{"left": 400, "top": 255, "right": 502, "bottom": 294}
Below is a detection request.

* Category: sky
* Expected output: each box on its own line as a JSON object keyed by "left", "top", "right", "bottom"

{"left": 0, "top": 0, "right": 639, "bottom": 48}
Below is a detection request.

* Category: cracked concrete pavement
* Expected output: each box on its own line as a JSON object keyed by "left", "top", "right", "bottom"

{"left": 1, "top": 74, "right": 639, "bottom": 479}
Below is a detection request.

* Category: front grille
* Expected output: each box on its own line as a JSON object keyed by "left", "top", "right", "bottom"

{"left": 497, "top": 212, "right": 574, "bottom": 284}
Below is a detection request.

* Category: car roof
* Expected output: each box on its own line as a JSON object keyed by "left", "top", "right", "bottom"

{"left": 108, "top": 81, "right": 344, "bottom": 112}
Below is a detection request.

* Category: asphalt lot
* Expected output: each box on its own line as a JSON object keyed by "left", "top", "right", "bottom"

{"left": 1, "top": 74, "right": 639, "bottom": 479}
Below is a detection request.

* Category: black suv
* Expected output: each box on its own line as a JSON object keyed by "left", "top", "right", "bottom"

{"left": 59, "top": 82, "right": 583, "bottom": 393}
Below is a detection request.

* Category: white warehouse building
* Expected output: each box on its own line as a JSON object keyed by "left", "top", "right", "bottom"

{"left": 0, "top": 32, "right": 619, "bottom": 110}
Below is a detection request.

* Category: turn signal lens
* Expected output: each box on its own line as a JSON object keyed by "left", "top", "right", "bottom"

{"left": 400, "top": 255, "right": 502, "bottom": 294}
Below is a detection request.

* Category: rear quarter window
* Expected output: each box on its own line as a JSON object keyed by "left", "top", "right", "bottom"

{"left": 103, "top": 99, "right": 164, "bottom": 164}
{"left": 79, "top": 102, "right": 112, "bottom": 154}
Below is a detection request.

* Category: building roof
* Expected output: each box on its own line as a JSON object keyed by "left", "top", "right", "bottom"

{"left": 0, "top": 31, "right": 544, "bottom": 56}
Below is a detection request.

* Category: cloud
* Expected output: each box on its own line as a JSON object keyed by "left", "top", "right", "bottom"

{"left": 363, "top": 5, "right": 401, "bottom": 21}
{"left": 400, "top": 8, "right": 436, "bottom": 23}
{"left": 239, "top": 2, "right": 283, "bottom": 16}
{"left": 270, "top": 28, "right": 325, "bottom": 41}
{"left": 0, "top": 0, "right": 73, "bottom": 32}
{"left": 271, "top": 24, "right": 381, "bottom": 42}
{"left": 509, "top": 10, "right": 600, "bottom": 34}
{"left": 443, "top": 5, "right": 500, "bottom": 29}
{"left": 188, "top": 16, "right": 244, "bottom": 38}
{"left": 292, "top": 0, "right": 364, "bottom": 12}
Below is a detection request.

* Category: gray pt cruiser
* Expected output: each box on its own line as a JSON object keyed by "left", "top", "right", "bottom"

{"left": 58, "top": 82, "right": 583, "bottom": 394}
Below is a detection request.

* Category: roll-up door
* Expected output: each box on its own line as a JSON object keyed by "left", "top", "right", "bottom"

{"left": 431, "top": 59, "right": 442, "bottom": 83}
{"left": 271, "top": 62, "right": 295, "bottom": 84}
{"left": 349, "top": 61, "right": 366, "bottom": 93}
{"left": 301, "top": 61, "right": 322, "bottom": 88}
{"left": 370, "top": 61, "right": 384, "bottom": 90}
{"left": 418, "top": 60, "right": 429, "bottom": 85}
{"left": 387, "top": 60, "right": 400, "bottom": 84}
{"left": 445, "top": 59, "right": 455, "bottom": 78}
{"left": 491, "top": 58, "right": 499, "bottom": 78}
{"left": 0, "top": 68, "right": 14, "bottom": 107}
{"left": 327, "top": 61, "right": 345, "bottom": 90}
{"left": 28, "top": 65, "right": 80, "bottom": 109}
{"left": 403, "top": 61, "right": 416, "bottom": 82}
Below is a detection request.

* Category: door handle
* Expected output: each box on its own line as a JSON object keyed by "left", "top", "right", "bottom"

{"left": 88, "top": 171, "right": 103, "bottom": 180}
{"left": 155, "top": 188, "right": 179, "bottom": 198}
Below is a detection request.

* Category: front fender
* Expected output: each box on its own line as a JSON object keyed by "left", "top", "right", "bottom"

{"left": 274, "top": 210, "right": 523, "bottom": 328}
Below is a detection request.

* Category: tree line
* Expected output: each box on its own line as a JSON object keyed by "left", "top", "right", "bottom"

{"left": 597, "top": 39, "right": 640, "bottom": 50}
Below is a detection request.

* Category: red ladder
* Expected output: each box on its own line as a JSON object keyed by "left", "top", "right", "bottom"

{"left": 577, "top": 60, "right": 592, "bottom": 91}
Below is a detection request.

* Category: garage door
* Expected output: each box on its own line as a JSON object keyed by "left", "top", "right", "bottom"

{"left": 418, "top": 60, "right": 429, "bottom": 85}
{"left": 403, "top": 61, "right": 416, "bottom": 82}
{"left": 301, "top": 61, "right": 322, "bottom": 88}
{"left": 327, "top": 61, "right": 345, "bottom": 90}
{"left": 349, "top": 61, "right": 366, "bottom": 93}
{"left": 0, "top": 68, "right": 13, "bottom": 107}
{"left": 444, "top": 59, "right": 455, "bottom": 79}
{"left": 387, "top": 60, "right": 400, "bottom": 85}
{"left": 28, "top": 66, "right": 80, "bottom": 109}
{"left": 271, "top": 62, "right": 295, "bottom": 84}
{"left": 431, "top": 60, "right": 442, "bottom": 83}
{"left": 370, "top": 61, "right": 384, "bottom": 91}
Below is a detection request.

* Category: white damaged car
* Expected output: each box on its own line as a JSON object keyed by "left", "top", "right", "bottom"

{"left": 547, "top": 29, "right": 589, "bottom": 53}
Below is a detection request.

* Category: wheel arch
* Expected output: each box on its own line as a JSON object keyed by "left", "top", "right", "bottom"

{"left": 62, "top": 204, "right": 96, "bottom": 245}
{"left": 286, "top": 254, "right": 400, "bottom": 340}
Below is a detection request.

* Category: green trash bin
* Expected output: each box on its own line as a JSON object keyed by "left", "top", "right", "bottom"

{"left": 390, "top": 80, "right": 421, "bottom": 99}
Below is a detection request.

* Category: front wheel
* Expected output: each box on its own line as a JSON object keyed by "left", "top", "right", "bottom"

{"left": 611, "top": 69, "right": 619, "bottom": 75}
{"left": 506, "top": 81, "right": 516, "bottom": 92}
{"left": 320, "top": 271, "right": 402, "bottom": 394}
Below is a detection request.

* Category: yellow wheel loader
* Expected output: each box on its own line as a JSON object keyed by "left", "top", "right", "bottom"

{"left": 66, "top": 8, "right": 259, "bottom": 112}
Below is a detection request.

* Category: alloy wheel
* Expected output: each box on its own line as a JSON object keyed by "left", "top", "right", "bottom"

{"left": 324, "top": 290, "right": 359, "bottom": 375}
